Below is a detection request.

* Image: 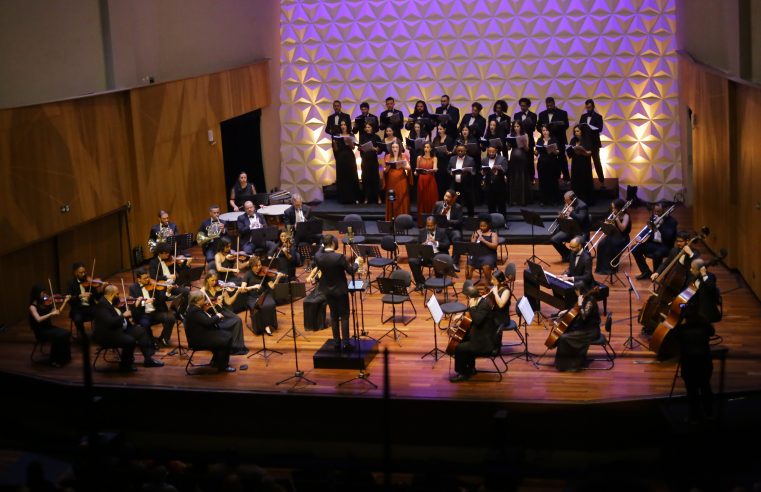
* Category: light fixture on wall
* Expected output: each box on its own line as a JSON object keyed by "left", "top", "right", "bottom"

{"left": 207, "top": 129, "right": 216, "bottom": 145}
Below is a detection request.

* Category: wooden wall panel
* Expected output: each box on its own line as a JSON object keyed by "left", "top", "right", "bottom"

{"left": 0, "top": 240, "right": 58, "bottom": 325}
{"left": 736, "top": 85, "right": 761, "bottom": 297}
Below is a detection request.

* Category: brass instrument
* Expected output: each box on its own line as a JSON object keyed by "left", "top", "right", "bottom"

{"left": 547, "top": 197, "right": 577, "bottom": 234}
{"left": 610, "top": 195, "right": 683, "bottom": 268}
{"left": 148, "top": 224, "right": 173, "bottom": 253}
{"left": 348, "top": 243, "right": 367, "bottom": 276}
{"left": 441, "top": 191, "right": 461, "bottom": 217}
{"left": 196, "top": 220, "right": 224, "bottom": 247}
{"left": 585, "top": 199, "right": 632, "bottom": 253}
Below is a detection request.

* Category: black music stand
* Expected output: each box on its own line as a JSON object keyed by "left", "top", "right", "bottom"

{"left": 274, "top": 282, "right": 308, "bottom": 343}
{"left": 520, "top": 209, "right": 550, "bottom": 267}
{"left": 166, "top": 233, "right": 195, "bottom": 256}
{"left": 339, "top": 271, "right": 378, "bottom": 389}
{"left": 421, "top": 294, "right": 448, "bottom": 364}
{"left": 377, "top": 277, "right": 409, "bottom": 345}
{"left": 599, "top": 222, "right": 624, "bottom": 287}
{"left": 404, "top": 243, "right": 435, "bottom": 273}
{"left": 295, "top": 219, "right": 323, "bottom": 245}
{"left": 252, "top": 193, "right": 270, "bottom": 207}
{"left": 247, "top": 292, "right": 283, "bottom": 365}
{"left": 276, "top": 281, "right": 315, "bottom": 386}
{"left": 175, "top": 266, "right": 204, "bottom": 288}
{"left": 622, "top": 272, "right": 645, "bottom": 351}
{"left": 558, "top": 217, "right": 582, "bottom": 238}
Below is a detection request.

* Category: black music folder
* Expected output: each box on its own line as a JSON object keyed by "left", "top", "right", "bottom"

{"left": 435, "top": 113, "right": 451, "bottom": 125}
{"left": 359, "top": 140, "right": 376, "bottom": 153}
{"left": 488, "top": 138, "right": 503, "bottom": 150}
{"left": 466, "top": 142, "right": 480, "bottom": 155}
{"left": 434, "top": 144, "right": 449, "bottom": 154}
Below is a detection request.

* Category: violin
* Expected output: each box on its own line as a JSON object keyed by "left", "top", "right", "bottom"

{"left": 81, "top": 277, "right": 107, "bottom": 288}
{"left": 142, "top": 279, "right": 173, "bottom": 292}
{"left": 257, "top": 266, "right": 283, "bottom": 279}
{"left": 42, "top": 294, "right": 68, "bottom": 305}
{"left": 113, "top": 296, "right": 139, "bottom": 307}
{"left": 163, "top": 255, "right": 197, "bottom": 266}
{"left": 225, "top": 250, "right": 252, "bottom": 261}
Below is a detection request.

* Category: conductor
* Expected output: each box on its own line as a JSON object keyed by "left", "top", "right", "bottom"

{"left": 313, "top": 234, "right": 365, "bottom": 351}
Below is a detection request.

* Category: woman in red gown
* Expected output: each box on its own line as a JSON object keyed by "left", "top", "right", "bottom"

{"left": 415, "top": 142, "right": 438, "bottom": 226}
{"left": 384, "top": 141, "right": 412, "bottom": 220}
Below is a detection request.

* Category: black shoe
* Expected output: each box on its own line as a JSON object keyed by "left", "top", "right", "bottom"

{"left": 635, "top": 271, "right": 651, "bottom": 281}
{"left": 120, "top": 364, "right": 138, "bottom": 373}
{"left": 219, "top": 365, "right": 236, "bottom": 373}
{"left": 144, "top": 358, "right": 164, "bottom": 368}
{"left": 449, "top": 373, "right": 471, "bottom": 383}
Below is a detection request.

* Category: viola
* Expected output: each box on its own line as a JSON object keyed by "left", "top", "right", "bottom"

{"left": 113, "top": 296, "right": 139, "bottom": 307}
{"left": 163, "top": 255, "right": 198, "bottom": 266}
{"left": 42, "top": 294, "right": 67, "bottom": 305}
{"left": 142, "top": 279, "right": 172, "bottom": 292}
{"left": 257, "top": 266, "right": 283, "bottom": 279}
{"left": 225, "top": 250, "right": 252, "bottom": 261}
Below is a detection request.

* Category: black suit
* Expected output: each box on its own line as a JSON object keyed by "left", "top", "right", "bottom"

{"left": 550, "top": 198, "right": 590, "bottom": 260}
{"left": 352, "top": 113, "right": 379, "bottom": 134}
{"left": 148, "top": 223, "right": 179, "bottom": 246}
{"left": 481, "top": 155, "right": 508, "bottom": 214}
{"left": 408, "top": 228, "right": 450, "bottom": 286}
{"left": 129, "top": 283, "right": 176, "bottom": 343}
{"left": 513, "top": 110, "right": 538, "bottom": 149}
{"left": 454, "top": 298, "right": 498, "bottom": 376}
{"left": 379, "top": 108, "right": 405, "bottom": 139}
{"left": 458, "top": 114, "right": 487, "bottom": 139}
{"left": 236, "top": 212, "right": 270, "bottom": 255}
{"left": 92, "top": 297, "right": 154, "bottom": 369}
{"left": 448, "top": 155, "right": 477, "bottom": 216}
{"left": 198, "top": 219, "right": 226, "bottom": 262}
{"left": 579, "top": 110, "right": 605, "bottom": 182}
{"left": 564, "top": 250, "right": 595, "bottom": 292}
{"left": 314, "top": 250, "right": 359, "bottom": 346}
{"left": 435, "top": 104, "right": 460, "bottom": 135}
{"left": 633, "top": 215, "right": 678, "bottom": 275}
{"left": 282, "top": 204, "right": 311, "bottom": 225}
{"left": 184, "top": 305, "right": 232, "bottom": 369}
{"left": 325, "top": 111, "right": 352, "bottom": 136}
{"left": 538, "top": 108, "right": 571, "bottom": 180}
{"left": 66, "top": 278, "right": 100, "bottom": 335}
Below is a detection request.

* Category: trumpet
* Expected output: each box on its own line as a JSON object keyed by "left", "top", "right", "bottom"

{"left": 148, "top": 224, "right": 173, "bottom": 253}
{"left": 585, "top": 199, "right": 632, "bottom": 253}
{"left": 547, "top": 197, "right": 577, "bottom": 234}
{"left": 196, "top": 220, "right": 224, "bottom": 247}
{"left": 610, "top": 197, "right": 681, "bottom": 268}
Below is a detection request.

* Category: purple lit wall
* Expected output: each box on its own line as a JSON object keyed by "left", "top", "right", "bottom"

{"left": 279, "top": 0, "right": 679, "bottom": 203}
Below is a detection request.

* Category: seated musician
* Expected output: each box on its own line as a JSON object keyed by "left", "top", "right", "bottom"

{"left": 198, "top": 205, "right": 227, "bottom": 263}
{"left": 409, "top": 215, "right": 450, "bottom": 290}
{"left": 148, "top": 210, "right": 178, "bottom": 253}
{"left": 466, "top": 217, "right": 499, "bottom": 286}
{"left": 214, "top": 237, "right": 243, "bottom": 280}
{"left": 304, "top": 254, "right": 330, "bottom": 331}
{"left": 595, "top": 198, "right": 632, "bottom": 275}
{"left": 489, "top": 270, "right": 513, "bottom": 329}
{"left": 432, "top": 189, "right": 464, "bottom": 264}
{"left": 93, "top": 284, "right": 164, "bottom": 371}
{"left": 558, "top": 236, "right": 595, "bottom": 293}
{"left": 128, "top": 268, "right": 177, "bottom": 348}
{"left": 284, "top": 194, "right": 321, "bottom": 246}
{"left": 650, "top": 230, "right": 698, "bottom": 283}
{"left": 28, "top": 285, "right": 72, "bottom": 367}
{"left": 269, "top": 230, "right": 301, "bottom": 281}
{"left": 200, "top": 271, "right": 248, "bottom": 354}
{"left": 449, "top": 284, "right": 499, "bottom": 383}
{"left": 554, "top": 285, "right": 601, "bottom": 372}
{"left": 241, "top": 257, "right": 286, "bottom": 336}
{"left": 236, "top": 200, "right": 271, "bottom": 256}
{"left": 148, "top": 243, "right": 191, "bottom": 311}
{"left": 184, "top": 291, "right": 236, "bottom": 373}
{"left": 66, "top": 262, "right": 104, "bottom": 336}
{"left": 550, "top": 191, "right": 590, "bottom": 262}
{"left": 633, "top": 201, "right": 677, "bottom": 280}
{"left": 229, "top": 171, "right": 257, "bottom": 212}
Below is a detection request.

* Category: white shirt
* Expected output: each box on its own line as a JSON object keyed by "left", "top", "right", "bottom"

{"left": 521, "top": 112, "right": 527, "bottom": 121}
{"left": 488, "top": 157, "right": 496, "bottom": 169}
{"left": 249, "top": 214, "right": 261, "bottom": 229}
{"left": 454, "top": 157, "right": 465, "bottom": 183}
{"left": 160, "top": 260, "right": 171, "bottom": 278}
{"left": 334, "top": 114, "right": 339, "bottom": 126}
{"left": 586, "top": 115, "right": 592, "bottom": 125}
{"left": 141, "top": 286, "right": 156, "bottom": 314}
{"left": 548, "top": 112, "right": 554, "bottom": 122}
{"left": 295, "top": 208, "right": 305, "bottom": 223}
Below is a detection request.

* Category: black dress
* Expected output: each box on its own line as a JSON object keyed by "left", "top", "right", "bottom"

{"left": 205, "top": 288, "right": 247, "bottom": 352}
{"left": 241, "top": 271, "right": 280, "bottom": 336}
{"left": 29, "top": 302, "right": 71, "bottom": 366}
{"left": 555, "top": 297, "right": 601, "bottom": 371}
{"left": 536, "top": 137, "right": 561, "bottom": 205}
{"left": 334, "top": 135, "right": 359, "bottom": 204}
{"left": 359, "top": 132, "right": 382, "bottom": 203}
{"left": 507, "top": 134, "right": 531, "bottom": 205}
{"left": 432, "top": 134, "right": 455, "bottom": 199}
{"left": 567, "top": 136, "right": 594, "bottom": 205}
{"left": 595, "top": 214, "right": 631, "bottom": 274}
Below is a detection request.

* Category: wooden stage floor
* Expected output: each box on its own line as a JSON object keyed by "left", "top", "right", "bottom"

{"left": 2, "top": 208, "right": 760, "bottom": 406}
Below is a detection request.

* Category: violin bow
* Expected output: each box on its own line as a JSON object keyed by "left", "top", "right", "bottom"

{"left": 47, "top": 278, "right": 58, "bottom": 311}
{"left": 173, "top": 241, "right": 178, "bottom": 277}
{"left": 236, "top": 236, "right": 241, "bottom": 272}
{"left": 89, "top": 259, "right": 96, "bottom": 294}
{"left": 201, "top": 288, "right": 221, "bottom": 315}
{"left": 153, "top": 256, "right": 162, "bottom": 292}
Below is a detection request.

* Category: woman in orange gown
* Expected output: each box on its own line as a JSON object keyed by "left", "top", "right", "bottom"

{"left": 415, "top": 142, "right": 439, "bottom": 226}
{"left": 384, "top": 141, "right": 412, "bottom": 220}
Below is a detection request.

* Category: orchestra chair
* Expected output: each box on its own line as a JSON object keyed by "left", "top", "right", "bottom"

{"left": 393, "top": 214, "right": 417, "bottom": 246}
{"left": 424, "top": 254, "right": 460, "bottom": 305}
{"left": 339, "top": 214, "right": 366, "bottom": 256}
{"left": 365, "top": 236, "right": 398, "bottom": 294}
{"left": 29, "top": 333, "right": 49, "bottom": 364}
{"left": 91, "top": 343, "right": 123, "bottom": 372}
{"left": 500, "top": 312, "right": 525, "bottom": 363}
{"left": 586, "top": 312, "right": 616, "bottom": 370}
{"left": 380, "top": 269, "right": 417, "bottom": 326}
{"left": 69, "top": 319, "right": 92, "bottom": 340}
{"left": 473, "top": 325, "right": 509, "bottom": 382}
{"left": 489, "top": 213, "right": 510, "bottom": 264}
{"left": 181, "top": 313, "right": 217, "bottom": 375}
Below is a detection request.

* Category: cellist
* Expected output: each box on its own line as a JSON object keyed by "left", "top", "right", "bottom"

{"left": 650, "top": 231, "right": 699, "bottom": 283}
{"left": 449, "top": 284, "right": 499, "bottom": 383}
{"left": 554, "top": 285, "right": 601, "bottom": 372}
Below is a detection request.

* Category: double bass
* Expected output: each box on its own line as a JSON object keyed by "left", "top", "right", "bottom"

{"left": 545, "top": 286, "right": 600, "bottom": 349}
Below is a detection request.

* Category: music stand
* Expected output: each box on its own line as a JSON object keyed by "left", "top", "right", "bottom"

{"left": 520, "top": 209, "right": 550, "bottom": 267}
{"left": 295, "top": 219, "right": 323, "bottom": 244}
{"left": 622, "top": 272, "right": 645, "bottom": 351}
{"left": 421, "top": 293, "right": 448, "bottom": 364}
{"left": 515, "top": 296, "right": 538, "bottom": 363}
{"left": 433, "top": 215, "right": 450, "bottom": 229}
{"left": 526, "top": 260, "right": 551, "bottom": 288}
{"left": 274, "top": 282, "right": 308, "bottom": 343}
{"left": 166, "top": 233, "right": 195, "bottom": 256}
{"left": 339, "top": 267, "right": 378, "bottom": 389}
{"left": 276, "top": 281, "right": 315, "bottom": 387}
{"left": 247, "top": 292, "right": 283, "bottom": 365}
{"left": 558, "top": 218, "right": 582, "bottom": 238}
{"left": 377, "top": 277, "right": 409, "bottom": 345}
{"left": 598, "top": 223, "right": 624, "bottom": 287}
{"left": 175, "top": 266, "right": 204, "bottom": 288}
{"left": 404, "top": 243, "right": 435, "bottom": 264}
{"left": 252, "top": 193, "right": 270, "bottom": 207}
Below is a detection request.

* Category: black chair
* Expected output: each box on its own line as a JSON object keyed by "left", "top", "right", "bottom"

{"left": 29, "top": 333, "right": 49, "bottom": 364}
{"left": 393, "top": 214, "right": 417, "bottom": 245}
{"left": 339, "top": 214, "right": 366, "bottom": 255}
{"left": 365, "top": 237, "right": 397, "bottom": 293}
{"left": 489, "top": 212, "right": 510, "bottom": 264}
{"left": 380, "top": 269, "right": 417, "bottom": 325}
{"left": 587, "top": 312, "right": 616, "bottom": 370}
{"left": 91, "top": 343, "right": 123, "bottom": 372}
{"left": 474, "top": 325, "right": 509, "bottom": 382}
{"left": 423, "top": 254, "right": 460, "bottom": 304}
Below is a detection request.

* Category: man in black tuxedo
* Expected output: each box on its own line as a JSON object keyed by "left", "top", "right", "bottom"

{"left": 66, "top": 262, "right": 102, "bottom": 336}
{"left": 433, "top": 189, "right": 464, "bottom": 264}
{"left": 128, "top": 269, "right": 177, "bottom": 347}
{"left": 379, "top": 97, "right": 404, "bottom": 139}
{"left": 559, "top": 236, "right": 595, "bottom": 293}
{"left": 236, "top": 200, "right": 270, "bottom": 256}
{"left": 487, "top": 100, "right": 511, "bottom": 132}
{"left": 513, "top": 97, "right": 538, "bottom": 155}
{"left": 633, "top": 202, "right": 678, "bottom": 279}
{"left": 351, "top": 101, "right": 379, "bottom": 134}
{"left": 184, "top": 291, "right": 235, "bottom": 373}
{"left": 537, "top": 97, "right": 571, "bottom": 181}
{"left": 579, "top": 98, "right": 605, "bottom": 185}
{"left": 198, "top": 205, "right": 227, "bottom": 263}
{"left": 448, "top": 145, "right": 477, "bottom": 217}
{"left": 92, "top": 284, "right": 163, "bottom": 371}
{"left": 434, "top": 94, "right": 460, "bottom": 135}
{"left": 481, "top": 146, "right": 508, "bottom": 215}
{"left": 550, "top": 191, "right": 590, "bottom": 262}
{"left": 284, "top": 194, "right": 321, "bottom": 245}
{"left": 148, "top": 210, "right": 179, "bottom": 253}
{"left": 324, "top": 100, "right": 351, "bottom": 137}
{"left": 314, "top": 235, "right": 365, "bottom": 351}
{"left": 409, "top": 216, "right": 451, "bottom": 289}
{"left": 449, "top": 284, "right": 499, "bottom": 382}
{"left": 458, "top": 102, "right": 487, "bottom": 140}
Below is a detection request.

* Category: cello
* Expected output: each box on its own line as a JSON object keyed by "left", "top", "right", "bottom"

{"left": 545, "top": 286, "right": 600, "bottom": 349}
{"left": 445, "top": 310, "right": 472, "bottom": 356}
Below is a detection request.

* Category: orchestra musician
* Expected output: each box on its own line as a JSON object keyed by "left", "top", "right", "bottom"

{"left": 579, "top": 99, "right": 606, "bottom": 186}
{"left": 409, "top": 216, "right": 450, "bottom": 290}
{"left": 448, "top": 144, "right": 476, "bottom": 217}
{"left": 236, "top": 200, "right": 271, "bottom": 256}
{"left": 284, "top": 194, "right": 319, "bottom": 245}
{"left": 128, "top": 268, "right": 177, "bottom": 348}
{"left": 148, "top": 244, "right": 191, "bottom": 313}
{"left": 214, "top": 237, "right": 243, "bottom": 281}
{"left": 434, "top": 94, "right": 460, "bottom": 136}
{"left": 28, "top": 285, "right": 72, "bottom": 367}
{"left": 458, "top": 102, "right": 486, "bottom": 141}
{"left": 184, "top": 291, "right": 236, "bottom": 372}
{"left": 550, "top": 191, "right": 590, "bottom": 262}
{"left": 466, "top": 217, "right": 499, "bottom": 286}
{"left": 313, "top": 234, "right": 365, "bottom": 351}
{"left": 433, "top": 190, "right": 464, "bottom": 265}
{"left": 242, "top": 256, "right": 286, "bottom": 337}
{"left": 229, "top": 171, "right": 257, "bottom": 212}
{"left": 304, "top": 244, "right": 330, "bottom": 332}
{"left": 351, "top": 101, "right": 379, "bottom": 135}
{"left": 481, "top": 145, "right": 508, "bottom": 215}
{"left": 324, "top": 99, "right": 351, "bottom": 137}
{"left": 379, "top": 96, "right": 404, "bottom": 139}
{"left": 554, "top": 286, "right": 601, "bottom": 372}
{"left": 632, "top": 202, "right": 678, "bottom": 280}
{"left": 558, "top": 236, "right": 595, "bottom": 293}
{"left": 148, "top": 210, "right": 178, "bottom": 253}
{"left": 537, "top": 97, "right": 571, "bottom": 182}
{"left": 650, "top": 231, "right": 699, "bottom": 283}
{"left": 198, "top": 205, "right": 226, "bottom": 263}
{"left": 200, "top": 271, "right": 248, "bottom": 354}
{"left": 489, "top": 270, "right": 513, "bottom": 329}
{"left": 269, "top": 230, "right": 301, "bottom": 281}
{"left": 595, "top": 199, "right": 632, "bottom": 276}
{"left": 449, "top": 284, "right": 499, "bottom": 383}
{"left": 66, "top": 262, "right": 103, "bottom": 336}
{"left": 93, "top": 284, "right": 164, "bottom": 371}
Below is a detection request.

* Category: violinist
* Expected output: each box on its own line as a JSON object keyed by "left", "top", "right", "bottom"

{"left": 650, "top": 231, "right": 699, "bottom": 283}
{"left": 200, "top": 271, "right": 247, "bottom": 354}
{"left": 93, "top": 284, "right": 163, "bottom": 371}
{"left": 269, "top": 230, "right": 301, "bottom": 281}
{"left": 409, "top": 216, "right": 450, "bottom": 290}
{"left": 129, "top": 269, "right": 177, "bottom": 347}
{"left": 550, "top": 191, "right": 590, "bottom": 263}
{"left": 184, "top": 291, "right": 235, "bottom": 372}
{"left": 554, "top": 285, "right": 601, "bottom": 372}
{"left": 466, "top": 217, "right": 499, "bottom": 286}
{"left": 66, "top": 262, "right": 103, "bottom": 336}
{"left": 241, "top": 257, "right": 286, "bottom": 336}
{"left": 633, "top": 202, "right": 678, "bottom": 280}
{"left": 148, "top": 244, "right": 191, "bottom": 310}
{"left": 595, "top": 199, "right": 632, "bottom": 275}
{"left": 214, "top": 237, "right": 243, "bottom": 279}
{"left": 432, "top": 189, "right": 464, "bottom": 264}
{"left": 28, "top": 285, "right": 71, "bottom": 367}
{"left": 449, "top": 284, "right": 498, "bottom": 383}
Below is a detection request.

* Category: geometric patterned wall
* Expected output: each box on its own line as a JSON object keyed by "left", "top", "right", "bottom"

{"left": 279, "top": 0, "right": 679, "bottom": 204}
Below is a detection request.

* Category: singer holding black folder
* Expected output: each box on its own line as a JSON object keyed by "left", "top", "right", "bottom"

{"left": 580, "top": 99, "right": 605, "bottom": 186}
{"left": 359, "top": 122, "right": 383, "bottom": 204}
{"left": 567, "top": 125, "right": 595, "bottom": 205}
{"left": 507, "top": 120, "right": 531, "bottom": 206}
{"left": 432, "top": 123, "right": 455, "bottom": 199}
{"left": 458, "top": 102, "right": 487, "bottom": 140}
{"left": 384, "top": 141, "right": 412, "bottom": 220}
{"left": 535, "top": 124, "right": 561, "bottom": 206}
{"left": 379, "top": 97, "right": 404, "bottom": 139}
{"left": 332, "top": 120, "right": 359, "bottom": 204}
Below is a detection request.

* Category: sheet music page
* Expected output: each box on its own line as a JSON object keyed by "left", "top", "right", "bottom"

{"left": 426, "top": 294, "right": 444, "bottom": 324}
{"left": 517, "top": 296, "right": 534, "bottom": 325}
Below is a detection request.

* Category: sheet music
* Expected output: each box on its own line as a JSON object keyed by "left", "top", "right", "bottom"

{"left": 517, "top": 296, "right": 534, "bottom": 325}
{"left": 348, "top": 280, "right": 365, "bottom": 291}
{"left": 426, "top": 294, "right": 444, "bottom": 324}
